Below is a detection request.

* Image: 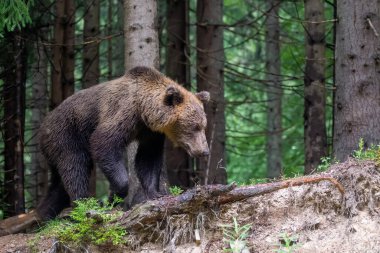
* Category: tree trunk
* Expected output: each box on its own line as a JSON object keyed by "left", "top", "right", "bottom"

{"left": 2, "top": 32, "right": 27, "bottom": 217}
{"left": 30, "top": 32, "right": 49, "bottom": 206}
{"left": 83, "top": 0, "right": 100, "bottom": 89}
{"left": 114, "top": 0, "right": 125, "bottom": 77}
{"left": 107, "top": 0, "right": 113, "bottom": 80}
{"left": 62, "top": 0, "right": 75, "bottom": 98}
{"left": 27, "top": 0, "right": 51, "bottom": 209}
{"left": 196, "top": 0, "right": 227, "bottom": 185}
{"left": 51, "top": 0, "right": 65, "bottom": 109}
{"left": 83, "top": 0, "right": 100, "bottom": 197}
{"left": 333, "top": 0, "right": 380, "bottom": 161}
{"left": 50, "top": 0, "right": 75, "bottom": 109}
{"left": 304, "top": 0, "right": 327, "bottom": 174}
{"left": 265, "top": 0, "right": 282, "bottom": 179}
{"left": 165, "top": 0, "right": 192, "bottom": 188}
{"left": 124, "top": 0, "right": 159, "bottom": 70}
{"left": 123, "top": 0, "right": 163, "bottom": 207}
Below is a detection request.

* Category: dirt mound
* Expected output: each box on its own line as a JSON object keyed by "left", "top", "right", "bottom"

{"left": 0, "top": 159, "right": 379, "bottom": 253}
{"left": 220, "top": 159, "right": 380, "bottom": 253}
{"left": 154, "top": 159, "right": 380, "bottom": 253}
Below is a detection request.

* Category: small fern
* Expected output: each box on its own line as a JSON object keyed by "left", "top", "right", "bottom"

{"left": 276, "top": 232, "right": 300, "bottom": 253}
{"left": 169, "top": 186, "right": 184, "bottom": 196}
{"left": 221, "top": 217, "right": 251, "bottom": 252}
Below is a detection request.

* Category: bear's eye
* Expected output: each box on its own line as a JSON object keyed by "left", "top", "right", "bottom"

{"left": 193, "top": 125, "right": 202, "bottom": 132}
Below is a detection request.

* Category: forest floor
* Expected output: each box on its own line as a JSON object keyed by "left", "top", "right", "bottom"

{"left": 0, "top": 159, "right": 379, "bottom": 253}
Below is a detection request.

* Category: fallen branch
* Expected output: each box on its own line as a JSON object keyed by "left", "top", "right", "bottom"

{"left": 218, "top": 176, "right": 344, "bottom": 204}
{"left": 119, "top": 176, "right": 344, "bottom": 231}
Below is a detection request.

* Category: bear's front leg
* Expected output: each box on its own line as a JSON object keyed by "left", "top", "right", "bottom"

{"left": 135, "top": 130, "right": 165, "bottom": 199}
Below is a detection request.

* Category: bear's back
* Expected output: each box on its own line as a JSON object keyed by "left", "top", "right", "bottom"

{"left": 39, "top": 76, "right": 133, "bottom": 151}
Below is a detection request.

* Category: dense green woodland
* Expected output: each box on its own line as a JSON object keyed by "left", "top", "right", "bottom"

{"left": 0, "top": 0, "right": 379, "bottom": 218}
{"left": 223, "top": 1, "right": 334, "bottom": 179}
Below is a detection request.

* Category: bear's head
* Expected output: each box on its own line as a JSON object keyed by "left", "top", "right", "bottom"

{"left": 163, "top": 85, "right": 210, "bottom": 157}
{"left": 128, "top": 66, "right": 210, "bottom": 157}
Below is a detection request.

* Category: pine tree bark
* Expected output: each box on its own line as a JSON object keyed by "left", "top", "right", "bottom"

{"left": 51, "top": 0, "right": 65, "bottom": 109}
{"left": 124, "top": 0, "right": 159, "bottom": 70}
{"left": 123, "top": 0, "right": 164, "bottom": 207}
{"left": 114, "top": 0, "right": 125, "bottom": 77}
{"left": 83, "top": 0, "right": 100, "bottom": 197}
{"left": 83, "top": 0, "right": 100, "bottom": 89}
{"left": 27, "top": 0, "right": 51, "bottom": 209}
{"left": 62, "top": 0, "right": 75, "bottom": 98}
{"left": 107, "top": 0, "right": 113, "bottom": 80}
{"left": 165, "top": 0, "right": 192, "bottom": 188}
{"left": 2, "top": 32, "right": 27, "bottom": 217}
{"left": 50, "top": 0, "right": 75, "bottom": 109}
{"left": 196, "top": 0, "right": 227, "bottom": 185}
{"left": 265, "top": 0, "right": 282, "bottom": 179}
{"left": 30, "top": 33, "right": 49, "bottom": 206}
{"left": 333, "top": 0, "right": 380, "bottom": 161}
{"left": 304, "top": 0, "right": 327, "bottom": 174}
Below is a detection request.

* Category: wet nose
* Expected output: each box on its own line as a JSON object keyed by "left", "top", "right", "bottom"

{"left": 201, "top": 150, "right": 210, "bottom": 157}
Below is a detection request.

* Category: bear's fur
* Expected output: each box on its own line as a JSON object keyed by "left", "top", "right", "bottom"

{"left": 37, "top": 66, "right": 210, "bottom": 220}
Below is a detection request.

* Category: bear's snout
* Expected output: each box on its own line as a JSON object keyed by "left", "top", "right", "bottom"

{"left": 201, "top": 150, "right": 209, "bottom": 157}
{"left": 191, "top": 145, "right": 210, "bottom": 157}
{"left": 181, "top": 142, "right": 209, "bottom": 158}
{"left": 196, "top": 149, "right": 209, "bottom": 157}
{"left": 184, "top": 133, "right": 210, "bottom": 158}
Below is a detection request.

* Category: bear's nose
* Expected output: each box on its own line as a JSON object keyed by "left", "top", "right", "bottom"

{"left": 201, "top": 150, "right": 210, "bottom": 157}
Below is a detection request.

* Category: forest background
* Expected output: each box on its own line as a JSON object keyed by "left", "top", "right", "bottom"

{"left": 0, "top": 0, "right": 379, "bottom": 219}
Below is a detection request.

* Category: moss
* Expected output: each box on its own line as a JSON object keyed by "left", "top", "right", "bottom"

{"left": 33, "top": 197, "right": 127, "bottom": 250}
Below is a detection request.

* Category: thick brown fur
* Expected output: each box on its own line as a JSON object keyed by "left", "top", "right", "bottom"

{"left": 37, "top": 66, "right": 209, "bottom": 220}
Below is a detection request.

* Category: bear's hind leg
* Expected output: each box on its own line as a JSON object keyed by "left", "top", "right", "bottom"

{"left": 56, "top": 151, "right": 93, "bottom": 201}
{"left": 37, "top": 169, "right": 70, "bottom": 220}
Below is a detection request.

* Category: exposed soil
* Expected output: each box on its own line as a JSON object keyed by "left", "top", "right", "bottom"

{"left": 0, "top": 159, "right": 379, "bottom": 253}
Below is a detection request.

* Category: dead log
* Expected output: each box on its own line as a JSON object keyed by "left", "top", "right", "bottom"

{"left": 0, "top": 208, "right": 74, "bottom": 236}
{"left": 118, "top": 176, "right": 344, "bottom": 232}
{"left": 0, "top": 176, "right": 344, "bottom": 236}
{"left": 0, "top": 210, "right": 40, "bottom": 236}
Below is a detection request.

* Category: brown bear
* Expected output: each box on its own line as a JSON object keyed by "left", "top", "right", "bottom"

{"left": 37, "top": 66, "right": 210, "bottom": 220}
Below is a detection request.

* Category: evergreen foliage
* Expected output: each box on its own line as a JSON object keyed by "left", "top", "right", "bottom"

{"left": 0, "top": 0, "right": 33, "bottom": 35}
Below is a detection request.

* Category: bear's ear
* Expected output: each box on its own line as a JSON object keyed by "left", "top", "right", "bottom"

{"left": 164, "top": 86, "right": 184, "bottom": 106}
{"left": 195, "top": 91, "right": 210, "bottom": 103}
